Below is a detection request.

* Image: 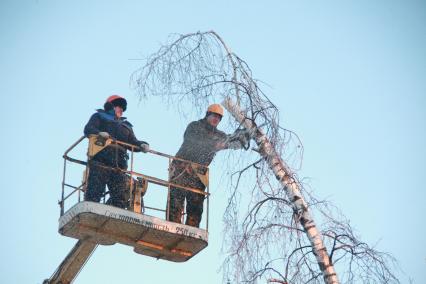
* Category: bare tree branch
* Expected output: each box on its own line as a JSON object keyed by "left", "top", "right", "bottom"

{"left": 131, "top": 31, "right": 401, "bottom": 284}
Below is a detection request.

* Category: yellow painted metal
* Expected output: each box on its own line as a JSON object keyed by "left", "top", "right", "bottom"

{"left": 136, "top": 240, "right": 192, "bottom": 257}
{"left": 132, "top": 178, "right": 148, "bottom": 213}
{"left": 46, "top": 240, "right": 97, "bottom": 284}
{"left": 87, "top": 135, "right": 112, "bottom": 158}
{"left": 134, "top": 190, "right": 140, "bottom": 213}
{"left": 191, "top": 164, "right": 209, "bottom": 188}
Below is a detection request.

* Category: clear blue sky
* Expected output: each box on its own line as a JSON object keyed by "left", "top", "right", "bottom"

{"left": 1, "top": 0, "right": 425, "bottom": 283}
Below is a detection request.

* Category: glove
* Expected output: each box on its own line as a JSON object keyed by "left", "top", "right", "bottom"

{"left": 140, "top": 142, "right": 150, "bottom": 153}
{"left": 227, "top": 140, "right": 243, "bottom": 150}
{"left": 228, "top": 128, "right": 250, "bottom": 150}
{"left": 98, "top": 132, "right": 110, "bottom": 139}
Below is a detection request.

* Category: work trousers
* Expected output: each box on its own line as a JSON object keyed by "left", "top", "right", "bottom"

{"left": 85, "top": 158, "right": 128, "bottom": 208}
{"left": 168, "top": 165, "right": 206, "bottom": 228}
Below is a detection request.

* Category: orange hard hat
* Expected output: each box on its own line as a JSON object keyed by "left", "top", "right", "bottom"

{"left": 207, "top": 104, "right": 224, "bottom": 117}
{"left": 104, "top": 95, "right": 127, "bottom": 111}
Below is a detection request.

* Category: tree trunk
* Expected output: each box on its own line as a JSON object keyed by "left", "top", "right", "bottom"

{"left": 222, "top": 98, "right": 339, "bottom": 284}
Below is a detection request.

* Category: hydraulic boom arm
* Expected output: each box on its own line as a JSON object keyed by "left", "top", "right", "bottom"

{"left": 44, "top": 240, "right": 97, "bottom": 284}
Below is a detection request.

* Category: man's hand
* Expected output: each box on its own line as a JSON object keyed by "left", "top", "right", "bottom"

{"left": 215, "top": 141, "right": 227, "bottom": 150}
{"left": 227, "top": 128, "right": 251, "bottom": 150}
{"left": 140, "top": 142, "right": 150, "bottom": 153}
{"left": 98, "top": 132, "right": 110, "bottom": 139}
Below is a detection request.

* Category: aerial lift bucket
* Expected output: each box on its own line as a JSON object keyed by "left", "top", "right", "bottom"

{"left": 46, "top": 136, "right": 210, "bottom": 283}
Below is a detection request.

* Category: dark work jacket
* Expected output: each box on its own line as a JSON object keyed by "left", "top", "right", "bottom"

{"left": 84, "top": 109, "right": 143, "bottom": 168}
{"left": 175, "top": 118, "right": 227, "bottom": 166}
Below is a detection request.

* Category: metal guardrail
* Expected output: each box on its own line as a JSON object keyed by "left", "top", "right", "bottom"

{"left": 60, "top": 135, "right": 210, "bottom": 230}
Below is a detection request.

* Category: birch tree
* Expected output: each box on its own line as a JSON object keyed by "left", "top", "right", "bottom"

{"left": 131, "top": 31, "right": 400, "bottom": 284}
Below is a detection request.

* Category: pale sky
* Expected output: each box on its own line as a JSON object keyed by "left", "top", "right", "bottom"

{"left": 1, "top": 0, "right": 425, "bottom": 283}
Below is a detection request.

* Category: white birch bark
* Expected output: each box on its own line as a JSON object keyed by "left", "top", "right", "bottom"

{"left": 222, "top": 98, "right": 339, "bottom": 284}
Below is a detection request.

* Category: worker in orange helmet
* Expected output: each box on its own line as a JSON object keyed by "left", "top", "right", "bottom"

{"left": 84, "top": 95, "right": 149, "bottom": 208}
{"left": 168, "top": 103, "right": 249, "bottom": 227}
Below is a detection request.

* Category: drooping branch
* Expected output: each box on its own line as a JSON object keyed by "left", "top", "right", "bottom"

{"left": 131, "top": 31, "right": 400, "bottom": 284}
{"left": 131, "top": 31, "right": 303, "bottom": 170}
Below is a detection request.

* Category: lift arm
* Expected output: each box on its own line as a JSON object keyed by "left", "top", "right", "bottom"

{"left": 44, "top": 240, "right": 97, "bottom": 284}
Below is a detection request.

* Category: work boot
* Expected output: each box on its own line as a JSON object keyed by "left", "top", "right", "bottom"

{"left": 168, "top": 211, "right": 183, "bottom": 224}
{"left": 185, "top": 216, "right": 200, "bottom": 228}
